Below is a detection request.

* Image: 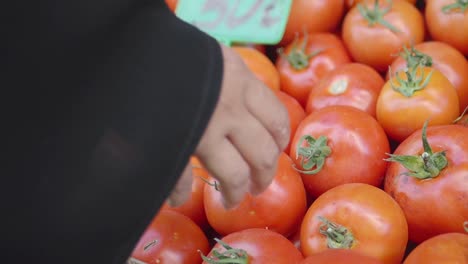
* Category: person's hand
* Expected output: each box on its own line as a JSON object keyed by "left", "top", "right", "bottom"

{"left": 167, "top": 44, "right": 290, "bottom": 209}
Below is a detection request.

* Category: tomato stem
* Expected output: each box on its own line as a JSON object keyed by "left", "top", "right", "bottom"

{"left": 318, "top": 216, "right": 354, "bottom": 249}
{"left": 200, "top": 177, "right": 220, "bottom": 192}
{"left": 453, "top": 106, "right": 468, "bottom": 125}
{"left": 199, "top": 238, "right": 249, "bottom": 264}
{"left": 384, "top": 120, "right": 448, "bottom": 179}
{"left": 357, "top": 0, "right": 400, "bottom": 33}
{"left": 278, "top": 31, "right": 321, "bottom": 70}
{"left": 389, "top": 65, "right": 434, "bottom": 97}
{"left": 442, "top": 0, "right": 468, "bottom": 13}
{"left": 399, "top": 45, "right": 433, "bottom": 70}
{"left": 293, "top": 135, "right": 331, "bottom": 175}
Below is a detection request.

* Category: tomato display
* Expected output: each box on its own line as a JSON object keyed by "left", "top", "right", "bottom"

{"left": 306, "top": 63, "right": 384, "bottom": 117}
{"left": 384, "top": 123, "right": 468, "bottom": 243}
{"left": 290, "top": 105, "right": 390, "bottom": 198}
{"left": 130, "top": 210, "right": 209, "bottom": 264}
{"left": 204, "top": 153, "right": 307, "bottom": 237}
{"left": 342, "top": 0, "right": 425, "bottom": 72}
{"left": 425, "top": 0, "right": 468, "bottom": 55}
{"left": 276, "top": 32, "right": 352, "bottom": 106}
{"left": 300, "top": 183, "right": 408, "bottom": 264}
{"left": 202, "top": 228, "right": 304, "bottom": 264}
{"left": 403, "top": 232, "right": 468, "bottom": 264}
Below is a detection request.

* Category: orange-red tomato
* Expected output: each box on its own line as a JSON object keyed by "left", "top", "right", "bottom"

{"left": 281, "top": 0, "right": 345, "bottom": 46}
{"left": 274, "top": 90, "right": 306, "bottom": 154}
{"left": 342, "top": 0, "right": 425, "bottom": 72}
{"left": 202, "top": 228, "right": 304, "bottom": 264}
{"left": 346, "top": 0, "right": 417, "bottom": 9}
{"left": 300, "top": 183, "right": 408, "bottom": 264}
{"left": 232, "top": 43, "right": 266, "bottom": 54}
{"left": 387, "top": 41, "right": 468, "bottom": 113}
{"left": 290, "top": 106, "right": 390, "bottom": 198}
{"left": 233, "top": 47, "right": 280, "bottom": 91}
{"left": 376, "top": 67, "right": 460, "bottom": 142}
{"left": 306, "top": 63, "right": 384, "bottom": 117}
{"left": 425, "top": 0, "right": 468, "bottom": 55}
{"left": 204, "top": 153, "right": 307, "bottom": 237}
{"left": 130, "top": 210, "right": 209, "bottom": 264}
{"left": 276, "top": 33, "right": 352, "bottom": 106}
{"left": 403, "top": 233, "right": 468, "bottom": 264}
{"left": 161, "top": 158, "right": 209, "bottom": 229}
{"left": 300, "top": 249, "right": 385, "bottom": 264}
{"left": 384, "top": 124, "right": 468, "bottom": 243}
{"left": 165, "top": 0, "right": 177, "bottom": 12}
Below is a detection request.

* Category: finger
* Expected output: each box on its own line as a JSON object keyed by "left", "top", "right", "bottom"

{"left": 196, "top": 138, "right": 250, "bottom": 209}
{"left": 166, "top": 162, "right": 193, "bottom": 207}
{"left": 228, "top": 112, "right": 279, "bottom": 196}
{"left": 244, "top": 80, "right": 291, "bottom": 152}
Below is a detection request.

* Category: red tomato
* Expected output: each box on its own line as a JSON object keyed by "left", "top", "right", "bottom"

{"left": 342, "top": 0, "right": 425, "bottom": 72}
{"left": 202, "top": 228, "right": 304, "bottom": 264}
{"left": 387, "top": 41, "right": 468, "bottom": 113}
{"left": 425, "top": 0, "right": 468, "bottom": 55}
{"left": 403, "top": 233, "right": 468, "bottom": 264}
{"left": 306, "top": 63, "right": 385, "bottom": 117}
{"left": 165, "top": 0, "right": 177, "bottom": 12}
{"left": 376, "top": 66, "right": 460, "bottom": 142}
{"left": 161, "top": 158, "right": 209, "bottom": 229}
{"left": 346, "top": 0, "right": 417, "bottom": 9}
{"left": 204, "top": 152, "right": 307, "bottom": 237}
{"left": 233, "top": 47, "right": 280, "bottom": 91}
{"left": 300, "top": 249, "right": 385, "bottom": 264}
{"left": 300, "top": 183, "right": 408, "bottom": 264}
{"left": 289, "top": 106, "right": 390, "bottom": 198}
{"left": 130, "top": 210, "right": 209, "bottom": 264}
{"left": 384, "top": 124, "right": 468, "bottom": 243}
{"left": 281, "top": 0, "right": 345, "bottom": 46}
{"left": 274, "top": 90, "right": 306, "bottom": 154}
{"left": 276, "top": 33, "right": 352, "bottom": 106}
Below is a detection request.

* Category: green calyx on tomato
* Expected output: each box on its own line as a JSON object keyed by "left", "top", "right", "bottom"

{"left": 385, "top": 121, "right": 448, "bottom": 179}
{"left": 399, "top": 45, "right": 433, "bottom": 70}
{"left": 318, "top": 216, "right": 355, "bottom": 249}
{"left": 388, "top": 65, "right": 434, "bottom": 97}
{"left": 357, "top": 0, "right": 400, "bottom": 33}
{"left": 453, "top": 106, "right": 468, "bottom": 126}
{"left": 442, "top": 0, "right": 468, "bottom": 13}
{"left": 293, "top": 135, "right": 331, "bottom": 174}
{"left": 277, "top": 32, "right": 321, "bottom": 70}
{"left": 200, "top": 238, "right": 249, "bottom": 264}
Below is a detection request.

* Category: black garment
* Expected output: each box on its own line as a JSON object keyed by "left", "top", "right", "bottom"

{"left": 1, "top": 0, "right": 222, "bottom": 263}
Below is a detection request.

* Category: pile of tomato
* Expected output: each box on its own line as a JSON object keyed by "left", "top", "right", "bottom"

{"left": 129, "top": 0, "right": 468, "bottom": 263}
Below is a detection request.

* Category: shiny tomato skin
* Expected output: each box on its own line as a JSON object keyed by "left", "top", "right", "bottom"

{"left": 384, "top": 125, "right": 468, "bottom": 243}
{"left": 130, "top": 210, "right": 209, "bottom": 264}
{"left": 290, "top": 106, "right": 390, "bottom": 198}
{"left": 276, "top": 33, "right": 352, "bottom": 106}
{"left": 346, "top": 0, "right": 417, "bottom": 9}
{"left": 306, "top": 63, "right": 385, "bottom": 117}
{"left": 403, "top": 233, "right": 468, "bottom": 264}
{"left": 376, "top": 67, "right": 460, "bottom": 142}
{"left": 342, "top": 0, "right": 425, "bottom": 72}
{"left": 300, "top": 183, "right": 408, "bottom": 264}
{"left": 233, "top": 47, "right": 280, "bottom": 91}
{"left": 425, "top": 0, "right": 468, "bottom": 55}
{"left": 204, "top": 152, "right": 307, "bottom": 237}
{"left": 202, "top": 228, "right": 304, "bottom": 264}
{"left": 300, "top": 249, "right": 385, "bottom": 264}
{"left": 275, "top": 90, "right": 307, "bottom": 154}
{"left": 387, "top": 41, "right": 468, "bottom": 113}
{"left": 281, "top": 0, "right": 345, "bottom": 46}
{"left": 161, "top": 158, "right": 209, "bottom": 229}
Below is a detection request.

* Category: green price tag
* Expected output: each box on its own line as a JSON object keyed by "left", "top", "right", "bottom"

{"left": 175, "top": 0, "right": 292, "bottom": 46}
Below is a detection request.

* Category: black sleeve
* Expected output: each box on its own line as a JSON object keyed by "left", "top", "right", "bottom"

{"left": 1, "top": 0, "right": 222, "bottom": 263}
